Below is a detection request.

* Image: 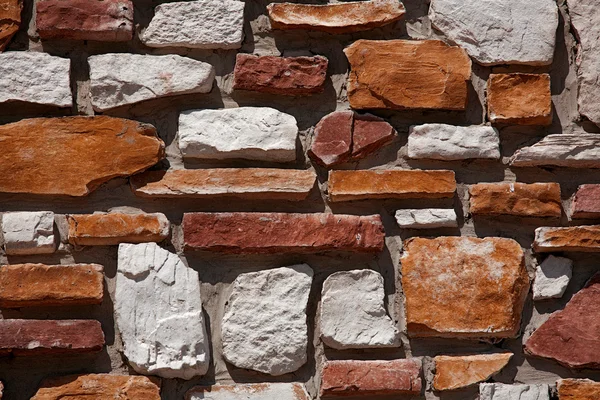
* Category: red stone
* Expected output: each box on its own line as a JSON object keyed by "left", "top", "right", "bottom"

{"left": 571, "top": 184, "right": 600, "bottom": 219}
{"left": 352, "top": 113, "right": 395, "bottom": 159}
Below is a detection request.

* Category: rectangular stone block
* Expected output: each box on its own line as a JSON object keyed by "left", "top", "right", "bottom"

{"left": 187, "top": 383, "right": 309, "bottom": 399}
{"left": 571, "top": 184, "right": 600, "bottom": 219}
{"left": 2, "top": 211, "right": 55, "bottom": 255}
{"left": 558, "top": 379, "right": 600, "bottom": 400}
{"left": 469, "top": 183, "right": 562, "bottom": 218}
{"left": 408, "top": 124, "right": 500, "bottom": 160}
{"left": 534, "top": 226, "right": 600, "bottom": 252}
{"left": 395, "top": 209, "right": 458, "bottom": 229}
{"left": 480, "top": 383, "right": 549, "bottom": 400}
{"left": 183, "top": 213, "right": 385, "bottom": 254}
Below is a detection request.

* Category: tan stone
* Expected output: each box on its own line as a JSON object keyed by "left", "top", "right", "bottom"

{"left": 433, "top": 353, "right": 513, "bottom": 391}
{"left": 0, "top": 0, "right": 21, "bottom": 52}
{"left": 345, "top": 40, "right": 471, "bottom": 110}
{"left": 558, "top": 379, "right": 600, "bottom": 400}
{"left": 469, "top": 183, "right": 562, "bottom": 218}
{"left": 534, "top": 226, "right": 600, "bottom": 252}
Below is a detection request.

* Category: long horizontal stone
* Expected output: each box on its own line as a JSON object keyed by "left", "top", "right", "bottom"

{"left": 510, "top": 135, "right": 600, "bottom": 168}
{"left": 480, "top": 383, "right": 550, "bottom": 400}
{"left": 571, "top": 184, "right": 600, "bottom": 219}
{"left": 0, "top": 0, "right": 21, "bottom": 51}
{"left": 395, "top": 209, "right": 458, "bottom": 229}
{"left": 433, "top": 353, "right": 513, "bottom": 391}
{"left": 328, "top": 170, "right": 456, "bottom": 202}
{"left": 183, "top": 213, "right": 385, "bottom": 253}
{"left": 408, "top": 124, "right": 500, "bottom": 160}
{"left": 131, "top": 169, "right": 316, "bottom": 201}
{"left": 534, "top": 226, "right": 600, "bottom": 252}
{"left": 187, "top": 383, "right": 310, "bottom": 400}
{"left": 558, "top": 379, "right": 600, "bottom": 400}
{"left": 469, "top": 183, "right": 562, "bottom": 218}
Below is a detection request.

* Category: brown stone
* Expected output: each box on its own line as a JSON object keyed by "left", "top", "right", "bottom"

{"left": 525, "top": 274, "right": 600, "bottom": 369}
{"left": 0, "top": 319, "right": 104, "bottom": 355}
{"left": 31, "top": 374, "right": 161, "bottom": 400}
{"left": 67, "top": 212, "right": 170, "bottom": 246}
{"left": 534, "top": 226, "right": 600, "bottom": 252}
{"left": 183, "top": 212, "right": 385, "bottom": 254}
{"left": 433, "top": 353, "right": 513, "bottom": 391}
{"left": 36, "top": 0, "right": 133, "bottom": 42}
{"left": 186, "top": 383, "right": 310, "bottom": 400}
{"left": 487, "top": 73, "right": 552, "bottom": 126}
{"left": 320, "top": 359, "right": 422, "bottom": 397}
{"left": 328, "top": 170, "right": 456, "bottom": 202}
{"left": 267, "top": 0, "right": 405, "bottom": 34}
{"left": 0, "top": 264, "right": 104, "bottom": 308}
{"left": 571, "top": 184, "right": 600, "bottom": 219}
{"left": 0, "top": 0, "right": 21, "bottom": 52}
{"left": 345, "top": 40, "right": 472, "bottom": 111}
{"left": 557, "top": 379, "right": 600, "bottom": 400}
{"left": 469, "top": 182, "right": 562, "bottom": 218}
{"left": 131, "top": 168, "right": 316, "bottom": 200}
{"left": 402, "top": 237, "right": 529, "bottom": 338}
{"left": 0, "top": 116, "right": 164, "bottom": 196}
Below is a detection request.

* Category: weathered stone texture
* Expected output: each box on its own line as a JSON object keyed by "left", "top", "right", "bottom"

{"left": 469, "top": 183, "right": 562, "bottom": 218}
{"left": 479, "top": 383, "right": 550, "bottom": 400}
{"left": 395, "top": 209, "right": 458, "bottom": 229}
{"left": 510, "top": 135, "right": 600, "bottom": 168}
{"left": 408, "top": 124, "right": 500, "bottom": 160}
{"left": 433, "top": 353, "right": 513, "bottom": 391}
{"left": 571, "top": 184, "right": 600, "bottom": 219}
{"left": 533, "top": 256, "right": 573, "bottom": 301}
{"left": 534, "top": 226, "right": 600, "bottom": 252}
{"left": 557, "top": 379, "right": 600, "bottom": 400}
{"left": 2, "top": 211, "right": 55, "bottom": 255}
{"left": 186, "top": 383, "right": 310, "bottom": 400}
{"left": 0, "top": 0, "right": 21, "bottom": 51}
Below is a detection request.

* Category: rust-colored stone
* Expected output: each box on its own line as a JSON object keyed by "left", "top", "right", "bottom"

{"left": 0, "top": 116, "right": 164, "bottom": 196}
{"left": 534, "top": 225, "right": 600, "bottom": 252}
{"left": 328, "top": 170, "right": 456, "bottom": 202}
{"left": 433, "top": 353, "right": 513, "bottom": 391}
{"left": 557, "top": 379, "right": 600, "bottom": 400}
{"left": 571, "top": 184, "right": 600, "bottom": 219}
{"left": 0, "top": 0, "right": 21, "bottom": 52}
{"left": 344, "top": 40, "right": 472, "bottom": 110}
{"left": 402, "top": 237, "right": 529, "bottom": 338}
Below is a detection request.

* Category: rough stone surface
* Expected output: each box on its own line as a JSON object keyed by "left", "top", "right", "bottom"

{"left": 534, "top": 226, "right": 600, "bottom": 252}
{"left": 0, "top": 116, "right": 164, "bottom": 196}
{"left": 479, "top": 383, "right": 550, "bottom": 400}
{"left": 469, "top": 183, "right": 562, "bottom": 218}
{"left": 186, "top": 383, "right": 310, "bottom": 400}
{"left": 89, "top": 53, "right": 215, "bottom": 111}
{"left": 533, "top": 256, "right": 573, "bottom": 300}
{"left": 178, "top": 108, "right": 298, "bottom": 162}
{"left": 429, "top": 0, "right": 558, "bottom": 66}
{"left": 131, "top": 169, "right": 316, "bottom": 200}
{"left": 67, "top": 212, "right": 170, "bottom": 246}
{"left": 2, "top": 212, "right": 55, "bottom": 255}
{"left": 557, "top": 379, "right": 600, "bottom": 400}
{"left": 328, "top": 170, "right": 456, "bottom": 202}
{"left": 36, "top": 0, "right": 133, "bottom": 41}
{"left": 433, "top": 354, "right": 513, "bottom": 391}
{"left": 320, "top": 359, "right": 422, "bottom": 397}
{"left": 0, "top": 0, "right": 21, "bottom": 51}
{"left": 0, "top": 264, "right": 104, "bottom": 308}
{"left": 402, "top": 237, "right": 529, "bottom": 338}
{"left": 0, "top": 52, "right": 71, "bottom": 107}
{"left": 408, "top": 124, "right": 500, "bottom": 160}
{"left": 344, "top": 39, "right": 471, "bottom": 110}
{"left": 395, "top": 209, "right": 458, "bottom": 229}
{"left": 571, "top": 184, "right": 600, "bottom": 218}
{"left": 222, "top": 265, "right": 313, "bottom": 376}
{"left": 352, "top": 113, "right": 397, "bottom": 159}
{"left": 510, "top": 135, "right": 600, "bottom": 168}
{"left": 320, "top": 270, "right": 399, "bottom": 349}
{"left": 487, "top": 74, "right": 553, "bottom": 126}
{"left": 525, "top": 274, "right": 600, "bottom": 369}
{"left": 140, "top": 0, "right": 244, "bottom": 49}
{"left": 183, "top": 212, "right": 385, "bottom": 254}
{"left": 116, "top": 243, "right": 209, "bottom": 379}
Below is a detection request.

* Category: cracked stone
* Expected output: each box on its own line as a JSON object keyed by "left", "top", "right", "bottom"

{"left": 510, "top": 135, "right": 600, "bottom": 168}
{"left": 2, "top": 211, "right": 55, "bottom": 255}
{"left": 395, "top": 209, "right": 458, "bottom": 229}
{"left": 433, "top": 353, "right": 513, "bottom": 391}
{"left": 533, "top": 256, "right": 573, "bottom": 301}
{"left": 408, "top": 124, "right": 500, "bottom": 160}
{"left": 479, "top": 383, "right": 550, "bottom": 400}
{"left": 0, "top": 0, "right": 21, "bottom": 51}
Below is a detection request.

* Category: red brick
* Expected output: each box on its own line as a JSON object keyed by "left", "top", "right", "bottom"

{"left": 571, "top": 184, "right": 600, "bottom": 219}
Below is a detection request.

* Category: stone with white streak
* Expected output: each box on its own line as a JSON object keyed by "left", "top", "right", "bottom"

{"left": 429, "top": 0, "right": 558, "bottom": 66}
{"left": 186, "top": 383, "right": 310, "bottom": 400}
{"left": 222, "top": 265, "right": 313, "bottom": 375}
{"left": 395, "top": 209, "right": 458, "bottom": 229}
{"left": 533, "top": 256, "right": 573, "bottom": 301}
{"left": 88, "top": 53, "right": 215, "bottom": 111}
{"left": 2, "top": 212, "right": 55, "bottom": 255}
{"left": 408, "top": 124, "right": 500, "bottom": 160}
{"left": 178, "top": 108, "right": 298, "bottom": 162}
{"left": 479, "top": 383, "right": 550, "bottom": 400}
{"left": 140, "top": 0, "right": 244, "bottom": 49}
{"left": 115, "top": 243, "right": 210, "bottom": 379}
{"left": 510, "top": 135, "right": 600, "bottom": 168}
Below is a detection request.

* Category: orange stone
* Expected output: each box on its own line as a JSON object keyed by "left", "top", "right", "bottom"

{"left": 0, "top": 0, "right": 21, "bottom": 52}
{"left": 344, "top": 40, "right": 471, "bottom": 110}
{"left": 534, "top": 226, "right": 600, "bottom": 252}
{"left": 557, "top": 379, "right": 600, "bottom": 400}
{"left": 433, "top": 353, "right": 513, "bottom": 391}
{"left": 328, "top": 170, "right": 456, "bottom": 202}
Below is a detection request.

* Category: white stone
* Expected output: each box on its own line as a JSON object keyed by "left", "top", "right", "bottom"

{"left": 0, "top": 52, "right": 71, "bottom": 107}
{"left": 187, "top": 383, "right": 310, "bottom": 400}
{"left": 221, "top": 265, "right": 313, "bottom": 376}
{"left": 533, "top": 256, "right": 573, "bottom": 301}
{"left": 115, "top": 243, "right": 210, "bottom": 379}
{"left": 408, "top": 124, "right": 500, "bottom": 160}
{"left": 88, "top": 53, "right": 215, "bottom": 111}
{"left": 510, "top": 135, "right": 600, "bottom": 168}
{"left": 320, "top": 270, "right": 399, "bottom": 349}
{"left": 1, "top": 212, "right": 55, "bottom": 255}
{"left": 429, "top": 0, "right": 558, "bottom": 66}
{"left": 178, "top": 107, "right": 298, "bottom": 162}
{"left": 395, "top": 209, "right": 458, "bottom": 229}
{"left": 479, "top": 383, "right": 550, "bottom": 400}
{"left": 140, "top": 0, "right": 245, "bottom": 50}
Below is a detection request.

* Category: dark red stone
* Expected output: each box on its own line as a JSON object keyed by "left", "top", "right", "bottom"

{"left": 352, "top": 113, "right": 396, "bottom": 159}
{"left": 572, "top": 184, "right": 600, "bottom": 219}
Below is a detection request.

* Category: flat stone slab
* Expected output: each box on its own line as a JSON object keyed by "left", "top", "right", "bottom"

{"left": 558, "top": 379, "right": 600, "bottom": 400}
{"left": 2, "top": 211, "right": 55, "bottom": 255}
{"left": 433, "top": 353, "right": 513, "bottom": 391}
{"left": 571, "top": 184, "right": 600, "bottom": 219}
{"left": 408, "top": 124, "right": 500, "bottom": 160}
{"left": 533, "top": 256, "right": 573, "bottom": 300}
{"left": 0, "top": 0, "right": 22, "bottom": 51}
{"left": 534, "top": 226, "right": 600, "bottom": 252}
{"left": 510, "top": 135, "right": 600, "bottom": 168}
{"left": 469, "top": 183, "right": 562, "bottom": 218}
{"left": 395, "top": 209, "right": 458, "bottom": 229}
{"left": 479, "top": 383, "right": 550, "bottom": 400}
{"left": 186, "top": 383, "right": 310, "bottom": 400}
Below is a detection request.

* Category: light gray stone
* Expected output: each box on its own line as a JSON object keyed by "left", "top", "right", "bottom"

{"left": 221, "top": 265, "right": 313, "bottom": 376}
{"left": 140, "top": 0, "right": 245, "bottom": 49}
{"left": 115, "top": 243, "right": 210, "bottom": 379}
{"left": 479, "top": 383, "right": 550, "bottom": 400}
{"left": 510, "top": 135, "right": 600, "bottom": 168}
{"left": 88, "top": 53, "right": 215, "bottom": 111}
{"left": 321, "top": 270, "right": 399, "bottom": 349}
{"left": 395, "top": 209, "right": 458, "bottom": 229}
{"left": 1, "top": 212, "right": 55, "bottom": 255}
{"left": 408, "top": 124, "right": 500, "bottom": 160}
{"left": 533, "top": 256, "right": 573, "bottom": 301}
{"left": 186, "top": 383, "right": 310, "bottom": 400}
{"left": 178, "top": 107, "right": 298, "bottom": 162}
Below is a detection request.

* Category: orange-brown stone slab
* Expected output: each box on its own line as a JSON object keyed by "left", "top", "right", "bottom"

{"left": 31, "top": 374, "right": 161, "bottom": 400}
{"left": 0, "top": 0, "right": 21, "bottom": 52}
{"left": 433, "top": 353, "right": 513, "bottom": 391}
{"left": 557, "top": 379, "right": 600, "bottom": 400}
{"left": 328, "top": 170, "right": 456, "bottom": 202}
{"left": 0, "top": 264, "right": 104, "bottom": 308}
{"left": 402, "top": 237, "right": 529, "bottom": 338}
{"left": 469, "top": 182, "right": 562, "bottom": 218}
{"left": 534, "top": 225, "right": 600, "bottom": 252}
{"left": 67, "top": 212, "right": 170, "bottom": 246}
{"left": 0, "top": 116, "right": 164, "bottom": 196}
{"left": 571, "top": 184, "right": 600, "bottom": 219}
{"left": 487, "top": 73, "right": 552, "bottom": 126}
{"left": 344, "top": 40, "right": 471, "bottom": 110}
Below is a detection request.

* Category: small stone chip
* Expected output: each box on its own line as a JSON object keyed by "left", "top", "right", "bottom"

{"left": 533, "top": 256, "right": 573, "bottom": 300}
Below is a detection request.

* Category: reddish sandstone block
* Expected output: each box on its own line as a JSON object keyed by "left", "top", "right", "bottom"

{"left": 534, "top": 225, "right": 600, "bottom": 252}
{"left": 557, "top": 379, "right": 600, "bottom": 399}
{"left": 0, "top": 0, "right": 21, "bottom": 51}
{"left": 352, "top": 113, "right": 396, "bottom": 159}
{"left": 571, "top": 184, "right": 600, "bottom": 219}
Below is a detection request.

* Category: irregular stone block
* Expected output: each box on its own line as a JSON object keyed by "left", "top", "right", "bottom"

{"left": 510, "top": 135, "right": 600, "bottom": 168}
{"left": 2, "top": 211, "right": 55, "bottom": 255}
{"left": 131, "top": 169, "right": 316, "bottom": 201}
{"left": 558, "top": 379, "right": 600, "bottom": 400}
{"left": 402, "top": 237, "right": 529, "bottom": 338}
{"left": 0, "top": 116, "right": 164, "bottom": 196}
{"left": 116, "top": 243, "right": 210, "bottom": 379}
{"left": 352, "top": 113, "right": 396, "bottom": 159}
{"left": 89, "top": 53, "right": 215, "bottom": 111}
{"left": 186, "top": 383, "right": 310, "bottom": 400}
{"left": 571, "top": 184, "right": 600, "bottom": 219}
{"left": 36, "top": 0, "right": 133, "bottom": 41}
{"left": 0, "top": 0, "right": 22, "bottom": 51}
{"left": 222, "top": 265, "right": 313, "bottom": 376}
{"left": 534, "top": 226, "right": 600, "bottom": 252}
{"left": 408, "top": 124, "right": 500, "bottom": 160}
{"left": 344, "top": 40, "right": 471, "bottom": 110}
{"left": 487, "top": 73, "right": 552, "bottom": 126}
{"left": 178, "top": 107, "right": 297, "bottom": 162}
{"left": 469, "top": 183, "right": 562, "bottom": 218}
{"left": 433, "top": 353, "right": 513, "bottom": 391}
{"left": 395, "top": 209, "right": 458, "bottom": 229}
{"left": 183, "top": 212, "right": 385, "bottom": 254}
{"left": 321, "top": 270, "right": 399, "bottom": 349}
{"left": 140, "top": 0, "right": 244, "bottom": 49}
{"left": 533, "top": 256, "right": 573, "bottom": 301}
{"left": 479, "top": 383, "right": 550, "bottom": 400}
